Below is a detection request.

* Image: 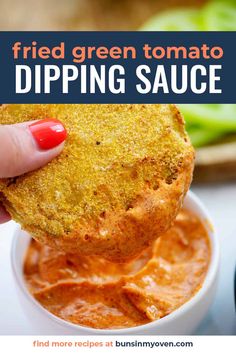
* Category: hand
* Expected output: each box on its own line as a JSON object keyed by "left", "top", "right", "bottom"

{"left": 0, "top": 118, "right": 67, "bottom": 224}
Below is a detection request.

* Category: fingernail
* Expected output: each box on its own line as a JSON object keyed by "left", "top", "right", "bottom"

{"left": 29, "top": 119, "right": 67, "bottom": 150}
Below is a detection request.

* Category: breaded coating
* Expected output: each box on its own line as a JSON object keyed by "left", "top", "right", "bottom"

{"left": 0, "top": 104, "right": 194, "bottom": 262}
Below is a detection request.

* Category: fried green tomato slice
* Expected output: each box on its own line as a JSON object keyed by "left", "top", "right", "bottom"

{"left": 0, "top": 104, "right": 194, "bottom": 262}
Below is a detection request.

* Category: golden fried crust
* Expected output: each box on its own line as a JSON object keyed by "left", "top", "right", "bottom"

{"left": 0, "top": 104, "right": 194, "bottom": 262}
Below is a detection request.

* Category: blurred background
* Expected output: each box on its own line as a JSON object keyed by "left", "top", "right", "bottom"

{"left": 0, "top": 0, "right": 206, "bottom": 31}
{"left": 0, "top": 0, "right": 235, "bottom": 183}
{"left": 0, "top": 0, "right": 235, "bottom": 335}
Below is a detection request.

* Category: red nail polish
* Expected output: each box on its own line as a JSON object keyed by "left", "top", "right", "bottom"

{"left": 29, "top": 119, "right": 67, "bottom": 150}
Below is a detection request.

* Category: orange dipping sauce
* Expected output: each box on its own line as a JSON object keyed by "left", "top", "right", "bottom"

{"left": 23, "top": 209, "right": 210, "bottom": 329}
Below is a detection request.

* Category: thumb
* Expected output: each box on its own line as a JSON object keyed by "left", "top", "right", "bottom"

{"left": 0, "top": 119, "right": 67, "bottom": 178}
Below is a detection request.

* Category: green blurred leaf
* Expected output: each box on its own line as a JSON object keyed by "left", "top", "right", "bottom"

{"left": 202, "top": 1, "right": 236, "bottom": 30}
{"left": 180, "top": 105, "right": 236, "bottom": 132}
{"left": 187, "top": 126, "right": 224, "bottom": 147}
{"left": 140, "top": 9, "right": 203, "bottom": 31}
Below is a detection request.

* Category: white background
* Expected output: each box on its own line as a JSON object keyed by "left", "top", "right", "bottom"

{"left": 0, "top": 183, "right": 236, "bottom": 335}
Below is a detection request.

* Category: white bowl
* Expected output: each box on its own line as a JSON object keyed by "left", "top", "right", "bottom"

{"left": 11, "top": 190, "right": 220, "bottom": 335}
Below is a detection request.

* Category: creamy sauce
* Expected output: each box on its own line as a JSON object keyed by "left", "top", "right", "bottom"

{"left": 23, "top": 209, "right": 210, "bottom": 329}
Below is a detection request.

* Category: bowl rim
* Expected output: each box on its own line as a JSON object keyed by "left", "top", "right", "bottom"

{"left": 11, "top": 190, "right": 220, "bottom": 334}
